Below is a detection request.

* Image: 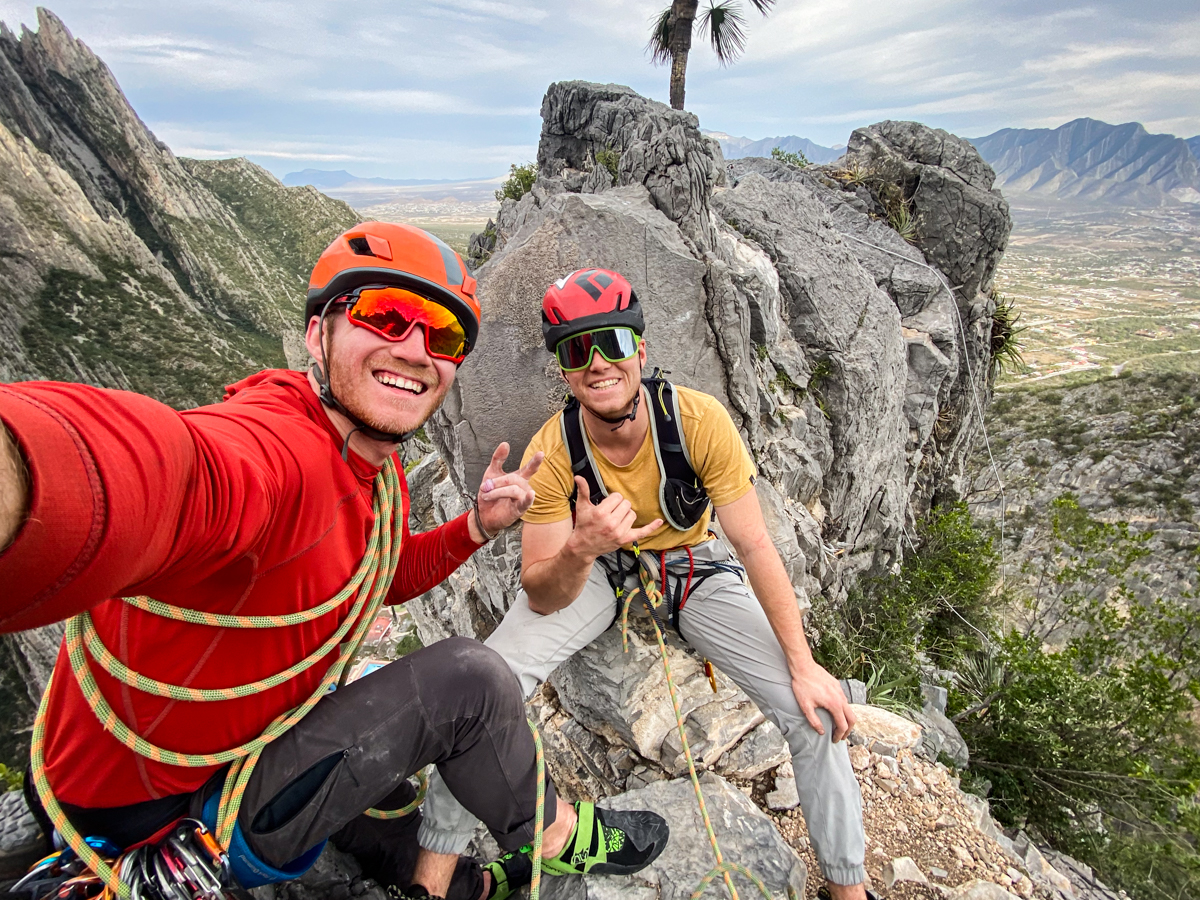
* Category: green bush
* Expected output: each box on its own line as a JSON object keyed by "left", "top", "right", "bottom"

{"left": 770, "top": 146, "right": 810, "bottom": 168}
{"left": 495, "top": 163, "right": 537, "bottom": 203}
{"left": 595, "top": 147, "right": 621, "bottom": 181}
{"left": 810, "top": 502, "right": 999, "bottom": 702}
{"left": 951, "top": 496, "right": 1200, "bottom": 899}
{"left": 813, "top": 494, "right": 1200, "bottom": 897}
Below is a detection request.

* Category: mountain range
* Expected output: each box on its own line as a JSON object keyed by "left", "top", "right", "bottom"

{"left": 282, "top": 169, "right": 464, "bottom": 189}
{"left": 703, "top": 130, "right": 844, "bottom": 163}
{"left": 971, "top": 118, "right": 1200, "bottom": 206}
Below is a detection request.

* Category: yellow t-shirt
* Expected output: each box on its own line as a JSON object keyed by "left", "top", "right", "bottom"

{"left": 520, "top": 385, "right": 757, "bottom": 551}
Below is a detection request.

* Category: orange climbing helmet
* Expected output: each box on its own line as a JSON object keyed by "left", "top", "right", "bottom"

{"left": 306, "top": 222, "right": 480, "bottom": 350}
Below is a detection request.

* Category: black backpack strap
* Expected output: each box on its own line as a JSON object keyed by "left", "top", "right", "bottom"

{"left": 561, "top": 396, "right": 607, "bottom": 511}
{"left": 643, "top": 371, "right": 711, "bottom": 531}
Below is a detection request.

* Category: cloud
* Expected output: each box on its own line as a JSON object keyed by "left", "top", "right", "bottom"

{"left": 0, "top": 0, "right": 1195, "bottom": 180}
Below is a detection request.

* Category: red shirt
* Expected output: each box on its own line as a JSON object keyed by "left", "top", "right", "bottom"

{"left": 0, "top": 370, "right": 481, "bottom": 808}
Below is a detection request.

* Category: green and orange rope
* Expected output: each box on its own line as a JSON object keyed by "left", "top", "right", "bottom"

{"left": 30, "top": 460, "right": 423, "bottom": 898}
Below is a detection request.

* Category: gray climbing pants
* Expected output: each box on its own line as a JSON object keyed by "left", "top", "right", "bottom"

{"left": 419, "top": 537, "right": 865, "bottom": 886}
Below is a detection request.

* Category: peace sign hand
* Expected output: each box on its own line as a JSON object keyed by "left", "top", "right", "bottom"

{"left": 471, "top": 442, "right": 543, "bottom": 541}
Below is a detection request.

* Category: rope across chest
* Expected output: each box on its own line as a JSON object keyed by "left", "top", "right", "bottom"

{"left": 31, "top": 458, "right": 412, "bottom": 899}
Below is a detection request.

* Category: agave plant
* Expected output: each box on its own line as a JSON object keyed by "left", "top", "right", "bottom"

{"left": 648, "top": 0, "right": 776, "bottom": 110}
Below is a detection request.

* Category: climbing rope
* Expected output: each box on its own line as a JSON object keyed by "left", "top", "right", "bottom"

{"left": 617, "top": 546, "right": 773, "bottom": 900}
{"left": 31, "top": 459, "right": 415, "bottom": 899}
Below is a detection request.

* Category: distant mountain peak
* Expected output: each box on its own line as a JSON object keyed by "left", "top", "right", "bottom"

{"left": 700, "top": 130, "right": 844, "bottom": 164}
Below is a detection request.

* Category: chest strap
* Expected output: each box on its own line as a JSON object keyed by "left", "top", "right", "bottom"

{"left": 562, "top": 369, "right": 711, "bottom": 531}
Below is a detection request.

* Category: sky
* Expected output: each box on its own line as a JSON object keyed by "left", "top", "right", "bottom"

{"left": 0, "top": 1, "right": 1196, "bottom": 181}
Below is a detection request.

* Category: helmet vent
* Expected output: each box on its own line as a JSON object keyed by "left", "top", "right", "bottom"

{"left": 347, "top": 236, "right": 374, "bottom": 256}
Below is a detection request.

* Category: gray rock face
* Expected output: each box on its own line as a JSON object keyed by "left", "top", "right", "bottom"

{"left": 590, "top": 774, "right": 806, "bottom": 900}
{"left": 842, "top": 120, "right": 1010, "bottom": 305}
{"left": 432, "top": 183, "right": 727, "bottom": 495}
{"left": 537, "top": 82, "right": 723, "bottom": 254}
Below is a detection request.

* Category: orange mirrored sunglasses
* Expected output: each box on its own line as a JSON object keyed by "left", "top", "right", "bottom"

{"left": 344, "top": 287, "right": 470, "bottom": 362}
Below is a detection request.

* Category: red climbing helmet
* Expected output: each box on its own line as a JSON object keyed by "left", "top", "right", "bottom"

{"left": 541, "top": 268, "right": 644, "bottom": 353}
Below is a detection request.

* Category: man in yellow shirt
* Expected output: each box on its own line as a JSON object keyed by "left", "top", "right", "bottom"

{"left": 423, "top": 269, "right": 872, "bottom": 900}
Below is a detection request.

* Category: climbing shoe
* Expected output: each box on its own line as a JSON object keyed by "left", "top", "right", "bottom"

{"left": 483, "top": 849, "right": 532, "bottom": 900}
{"left": 538, "top": 801, "right": 669, "bottom": 877}
{"left": 386, "top": 885, "right": 444, "bottom": 900}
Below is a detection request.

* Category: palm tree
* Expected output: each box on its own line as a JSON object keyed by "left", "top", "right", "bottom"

{"left": 648, "top": 0, "right": 776, "bottom": 110}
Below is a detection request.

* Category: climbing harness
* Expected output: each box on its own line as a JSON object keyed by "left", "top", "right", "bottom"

{"left": 599, "top": 541, "right": 745, "bottom": 635}
{"left": 563, "top": 369, "right": 710, "bottom": 532}
{"left": 25, "top": 458, "right": 447, "bottom": 899}
{"left": 616, "top": 543, "right": 776, "bottom": 900}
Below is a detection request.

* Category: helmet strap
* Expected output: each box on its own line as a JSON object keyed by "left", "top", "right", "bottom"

{"left": 595, "top": 386, "right": 641, "bottom": 431}
{"left": 313, "top": 298, "right": 415, "bottom": 461}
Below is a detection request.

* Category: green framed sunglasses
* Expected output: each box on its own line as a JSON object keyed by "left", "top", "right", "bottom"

{"left": 554, "top": 327, "right": 642, "bottom": 371}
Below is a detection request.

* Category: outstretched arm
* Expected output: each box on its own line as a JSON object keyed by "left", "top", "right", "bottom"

{"left": 716, "top": 488, "right": 856, "bottom": 742}
{"left": 0, "top": 423, "right": 28, "bottom": 553}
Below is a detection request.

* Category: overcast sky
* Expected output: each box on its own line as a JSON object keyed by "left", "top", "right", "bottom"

{"left": 0, "top": 1, "right": 1196, "bottom": 181}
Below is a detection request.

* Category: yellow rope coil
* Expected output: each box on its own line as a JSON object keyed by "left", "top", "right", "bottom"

{"left": 32, "top": 460, "right": 415, "bottom": 899}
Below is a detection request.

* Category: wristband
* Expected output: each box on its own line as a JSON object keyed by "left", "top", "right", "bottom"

{"left": 472, "top": 501, "right": 499, "bottom": 542}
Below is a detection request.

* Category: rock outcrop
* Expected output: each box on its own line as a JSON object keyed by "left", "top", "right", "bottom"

{"left": 399, "top": 84, "right": 1014, "bottom": 897}
{"left": 420, "top": 81, "right": 1009, "bottom": 652}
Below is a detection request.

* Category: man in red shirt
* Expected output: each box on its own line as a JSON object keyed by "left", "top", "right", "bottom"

{"left": 0, "top": 224, "right": 667, "bottom": 900}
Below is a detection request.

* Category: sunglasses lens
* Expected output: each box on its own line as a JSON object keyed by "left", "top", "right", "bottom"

{"left": 556, "top": 328, "right": 639, "bottom": 370}
{"left": 348, "top": 288, "right": 468, "bottom": 360}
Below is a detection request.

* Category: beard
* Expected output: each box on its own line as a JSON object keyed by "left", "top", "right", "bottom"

{"left": 326, "top": 346, "right": 446, "bottom": 436}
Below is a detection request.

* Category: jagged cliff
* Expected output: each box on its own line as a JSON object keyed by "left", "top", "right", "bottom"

{"left": 0, "top": 9, "right": 358, "bottom": 405}
{"left": 417, "top": 84, "right": 1009, "bottom": 643}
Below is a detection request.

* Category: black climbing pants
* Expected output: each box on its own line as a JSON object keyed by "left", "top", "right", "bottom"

{"left": 43, "top": 637, "right": 557, "bottom": 898}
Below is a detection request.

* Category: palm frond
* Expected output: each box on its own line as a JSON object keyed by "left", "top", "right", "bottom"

{"left": 647, "top": 5, "right": 674, "bottom": 66}
{"left": 746, "top": 0, "right": 775, "bottom": 14}
{"left": 699, "top": 0, "right": 747, "bottom": 66}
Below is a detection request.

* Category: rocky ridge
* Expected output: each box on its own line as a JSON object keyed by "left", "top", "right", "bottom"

{"left": 375, "top": 80, "right": 1103, "bottom": 900}
{"left": 0, "top": 8, "right": 358, "bottom": 401}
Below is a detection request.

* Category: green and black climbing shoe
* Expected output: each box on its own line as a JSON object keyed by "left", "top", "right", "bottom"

{"left": 539, "top": 801, "right": 669, "bottom": 876}
{"left": 483, "top": 849, "right": 533, "bottom": 900}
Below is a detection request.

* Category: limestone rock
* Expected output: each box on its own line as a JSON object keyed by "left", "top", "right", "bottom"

{"left": 592, "top": 774, "right": 806, "bottom": 900}
{"left": 538, "top": 82, "right": 722, "bottom": 253}
{"left": 0, "top": 790, "right": 43, "bottom": 881}
{"left": 909, "top": 707, "right": 969, "bottom": 768}
{"left": 765, "top": 776, "right": 799, "bottom": 810}
{"left": 842, "top": 120, "right": 1011, "bottom": 303}
{"left": 715, "top": 719, "right": 790, "bottom": 780}
{"left": 251, "top": 845, "right": 386, "bottom": 900}
{"left": 848, "top": 704, "right": 922, "bottom": 754}
{"left": 549, "top": 627, "right": 762, "bottom": 776}
{"left": 431, "top": 183, "right": 728, "bottom": 498}
{"left": 947, "top": 881, "right": 1021, "bottom": 900}
{"left": 883, "top": 856, "right": 928, "bottom": 889}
